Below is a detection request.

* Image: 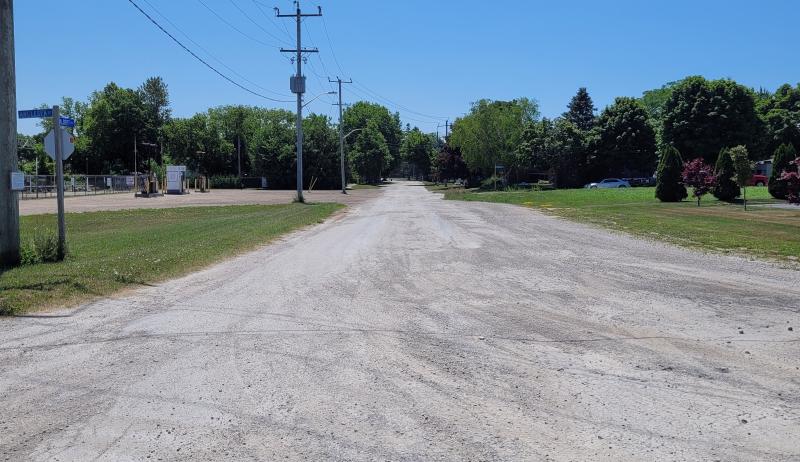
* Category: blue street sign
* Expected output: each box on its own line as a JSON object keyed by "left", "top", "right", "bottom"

{"left": 59, "top": 117, "right": 76, "bottom": 128}
{"left": 18, "top": 108, "right": 54, "bottom": 119}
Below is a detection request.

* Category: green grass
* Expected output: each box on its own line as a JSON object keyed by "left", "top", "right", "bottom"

{"left": 1, "top": 203, "right": 343, "bottom": 315}
{"left": 442, "top": 186, "right": 800, "bottom": 263}
{"left": 349, "top": 183, "right": 381, "bottom": 190}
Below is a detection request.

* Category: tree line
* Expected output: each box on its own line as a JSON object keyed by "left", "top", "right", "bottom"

{"left": 16, "top": 76, "right": 437, "bottom": 189}
{"left": 446, "top": 76, "right": 800, "bottom": 192}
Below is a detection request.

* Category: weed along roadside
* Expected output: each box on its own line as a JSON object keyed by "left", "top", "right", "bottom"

{"left": 0, "top": 203, "right": 343, "bottom": 315}
{"left": 438, "top": 186, "right": 800, "bottom": 264}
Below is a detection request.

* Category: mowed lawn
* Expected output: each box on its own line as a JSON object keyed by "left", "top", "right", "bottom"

{"left": 442, "top": 186, "right": 800, "bottom": 263}
{"left": 0, "top": 203, "right": 343, "bottom": 315}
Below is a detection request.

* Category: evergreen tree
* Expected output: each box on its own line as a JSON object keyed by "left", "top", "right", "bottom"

{"left": 564, "top": 87, "right": 596, "bottom": 132}
{"left": 655, "top": 146, "right": 688, "bottom": 202}
{"left": 713, "top": 148, "right": 740, "bottom": 201}
{"left": 769, "top": 143, "right": 797, "bottom": 199}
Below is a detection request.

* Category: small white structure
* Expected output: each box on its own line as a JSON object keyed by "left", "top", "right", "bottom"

{"left": 166, "top": 165, "right": 187, "bottom": 195}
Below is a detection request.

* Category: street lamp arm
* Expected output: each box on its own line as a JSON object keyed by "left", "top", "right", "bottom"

{"left": 302, "top": 91, "right": 336, "bottom": 109}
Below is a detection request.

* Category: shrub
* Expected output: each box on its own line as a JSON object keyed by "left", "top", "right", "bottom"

{"left": 782, "top": 157, "right": 800, "bottom": 205}
{"left": 713, "top": 148, "right": 740, "bottom": 201}
{"left": 729, "top": 146, "right": 752, "bottom": 209}
{"left": 682, "top": 158, "right": 715, "bottom": 206}
{"left": 769, "top": 144, "right": 797, "bottom": 199}
{"left": 655, "top": 146, "right": 687, "bottom": 202}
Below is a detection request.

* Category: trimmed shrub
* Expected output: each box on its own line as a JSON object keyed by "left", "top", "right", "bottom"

{"left": 769, "top": 143, "right": 797, "bottom": 200}
{"left": 655, "top": 146, "right": 687, "bottom": 202}
{"left": 713, "top": 148, "right": 740, "bottom": 201}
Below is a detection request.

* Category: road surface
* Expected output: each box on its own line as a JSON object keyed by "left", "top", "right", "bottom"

{"left": 1, "top": 182, "right": 798, "bottom": 461}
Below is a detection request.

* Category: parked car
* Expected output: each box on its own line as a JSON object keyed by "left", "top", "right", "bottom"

{"left": 749, "top": 174, "right": 768, "bottom": 186}
{"left": 585, "top": 178, "right": 631, "bottom": 189}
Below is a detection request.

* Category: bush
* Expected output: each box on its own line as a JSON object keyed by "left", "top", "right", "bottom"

{"left": 769, "top": 144, "right": 796, "bottom": 199}
{"left": 655, "top": 146, "right": 687, "bottom": 202}
{"left": 209, "top": 176, "right": 243, "bottom": 189}
{"left": 20, "top": 227, "right": 62, "bottom": 265}
{"left": 682, "top": 158, "right": 715, "bottom": 206}
{"left": 782, "top": 157, "right": 800, "bottom": 205}
{"left": 713, "top": 148, "right": 740, "bottom": 201}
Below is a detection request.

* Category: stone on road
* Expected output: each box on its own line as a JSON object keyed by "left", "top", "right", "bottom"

{"left": 1, "top": 182, "right": 798, "bottom": 461}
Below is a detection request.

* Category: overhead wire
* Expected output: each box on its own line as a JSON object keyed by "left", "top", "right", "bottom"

{"left": 195, "top": 0, "right": 284, "bottom": 49}
{"left": 127, "top": 0, "right": 293, "bottom": 103}
{"left": 140, "top": 0, "right": 291, "bottom": 98}
{"left": 228, "top": 0, "right": 293, "bottom": 47}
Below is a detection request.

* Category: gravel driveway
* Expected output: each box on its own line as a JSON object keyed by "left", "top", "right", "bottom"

{"left": 1, "top": 181, "right": 798, "bottom": 461}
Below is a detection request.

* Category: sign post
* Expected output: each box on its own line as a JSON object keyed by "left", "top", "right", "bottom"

{"left": 51, "top": 106, "right": 66, "bottom": 259}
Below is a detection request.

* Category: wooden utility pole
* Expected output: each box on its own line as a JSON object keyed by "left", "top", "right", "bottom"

{"left": 278, "top": 1, "right": 322, "bottom": 203}
{"left": 0, "top": 0, "right": 20, "bottom": 266}
{"left": 329, "top": 77, "right": 352, "bottom": 194}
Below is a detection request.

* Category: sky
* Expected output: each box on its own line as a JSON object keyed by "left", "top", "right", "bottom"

{"left": 12, "top": 0, "right": 800, "bottom": 135}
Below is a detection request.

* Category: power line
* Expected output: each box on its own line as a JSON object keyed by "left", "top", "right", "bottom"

{"left": 128, "top": 0, "right": 293, "bottom": 103}
{"left": 140, "top": 0, "right": 290, "bottom": 98}
{"left": 195, "top": 0, "right": 283, "bottom": 49}
{"left": 228, "top": 0, "right": 292, "bottom": 46}
{"left": 352, "top": 81, "right": 447, "bottom": 121}
{"left": 250, "top": 0, "right": 293, "bottom": 42}
{"left": 321, "top": 15, "right": 346, "bottom": 77}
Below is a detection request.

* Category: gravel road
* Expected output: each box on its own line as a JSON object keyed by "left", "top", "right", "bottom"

{"left": 1, "top": 181, "right": 798, "bottom": 461}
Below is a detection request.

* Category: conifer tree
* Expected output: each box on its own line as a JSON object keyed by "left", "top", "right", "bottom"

{"left": 655, "top": 146, "right": 688, "bottom": 202}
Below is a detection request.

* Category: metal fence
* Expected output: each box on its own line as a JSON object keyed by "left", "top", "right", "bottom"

{"left": 19, "top": 174, "right": 143, "bottom": 200}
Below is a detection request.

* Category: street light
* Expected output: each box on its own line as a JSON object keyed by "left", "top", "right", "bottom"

{"left": 303, "top": 91, "right": 336, "bottom": 109}
{"left": 338, "top": 128, "right": 364, "bottom": 194}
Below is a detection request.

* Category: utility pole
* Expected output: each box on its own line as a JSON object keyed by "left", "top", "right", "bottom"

{"left": 134, "top": 134, "right": 138, "bottom": 184}
{"left": 277, "top": 2, "right": 321, "bottom": 203}
{"left": 329, "top": 77, "right": 352, "bottom": 194}
{"left": 1, "top": 0, "right": 20, "bottom": 265}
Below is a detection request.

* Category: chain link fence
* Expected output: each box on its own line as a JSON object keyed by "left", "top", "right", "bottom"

{"left": 19, "top": 175, "right": 143, "bottom": 200}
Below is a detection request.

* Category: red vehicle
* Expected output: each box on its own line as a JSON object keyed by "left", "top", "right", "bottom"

{"left": 749, "top": 174, "right": 769, "bottom": 186}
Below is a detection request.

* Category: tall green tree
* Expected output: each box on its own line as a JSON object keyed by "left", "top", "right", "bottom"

{"left": 769, "top": 143, "right": 797, "bottom": 199}
{"left": 757, "top": 84, "right": 800, "bottom": 157}
{"left": 713, "top": 148, "right": 740, "bottom": 201}
{"left": 589, "top": 97, "right": 657, "bottom": 179}
{"left": 302, "top": 113, "right": 340, "bottom": 189}
{"left": 450, "top": 98, "right": 539, "bottom": 177}
{"left": 516, "top": 117, "right": 587, "bottom": 188}
{"left": 662, "top": 76, "right": 763, "bottom": 163}
{"left": 349, "top": 122, "right": 390, "bottom": 184}
{"left": 401, "top": 127, "right": 437, "bottom": 179}
{"left": 342, "top": 102, "right": 403, "bottom": 172}
{"left": 564, "top": 88, "right": 596, "bottom": 131}
{"left": 655, "top": 146, "right": 687, "bottom": 202}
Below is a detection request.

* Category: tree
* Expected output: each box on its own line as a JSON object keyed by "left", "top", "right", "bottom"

{"left": 450, "top": 98, "right": 539, "bottom": 177}
{"left": 756, "top": 84, "right": 800, "bottom": 157}
{"left": 655, "top": 146, "right": 687, "bottom": 202}
{"left": 516, "top": 117, "right": 587, "bottom": 188}
{"left": 589, "top": 97, "right": 657, "bottom": 179}
{"left": 564, "top": 88, "right": 595, "bottom": 131}
{"left": 662, "top": 76, "right": 763, "bottom": 164}
{"left": 349, "top": 122, "right": 390, "bottom": 184}
{"left": 302, "top": 113, "right": 340, "bottom": 189}
{"left": 433, "top": 144, "right": 468, "bottom": 184}
{"left": 769, "top": 143, "right": 797, "bottom": 199}
{"left": 342, "top": 102, "right": 402, "bottom": 172}
{"left": 682, "top": 158, "right": 715, "bottom": 206}
{"left": 781, "top": 158, "right": 800, "bottom": 204}
{"left": 138, "top": 76, "right": 171, "bottom": 156}
{"left": 401, "top": 128, "right": 437, "bottom": 179}
{"left": 713, "top": 148, "right": 740, "bottom": 201}
{"left": 729, "top": 146, "right": 753, "bottom": 209}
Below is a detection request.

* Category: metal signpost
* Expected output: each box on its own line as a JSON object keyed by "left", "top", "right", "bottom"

{"left": 18, "top": 105, "right": 70, "bottom": 259}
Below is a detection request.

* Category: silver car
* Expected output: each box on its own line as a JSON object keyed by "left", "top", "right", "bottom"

{"left": 586, "top": 178, "right": 631, "bottom": 189}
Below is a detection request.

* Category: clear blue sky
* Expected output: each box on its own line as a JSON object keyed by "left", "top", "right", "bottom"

{"left": 13, "top": 0, "right": 800, "bottom": 135}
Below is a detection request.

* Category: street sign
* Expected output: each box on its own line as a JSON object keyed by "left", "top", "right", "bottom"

{"left": 10, "top": 172, "right": 25, "bottom": 191}
{"left": 18, "top": 108, "right": 54, "bottom": 119}
{"left": 59, "top": 116, "right": 75, "bottom": 128}
{"left": 44, "top": 128, "right": 75, "bottom": 160}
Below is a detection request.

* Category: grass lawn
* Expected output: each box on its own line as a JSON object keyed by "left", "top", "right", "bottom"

{"left": 442, "top": 186, "right": 800, "bottom": 263}
{"left": 1, "top": 203, "right": 343, "bottom": 315}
